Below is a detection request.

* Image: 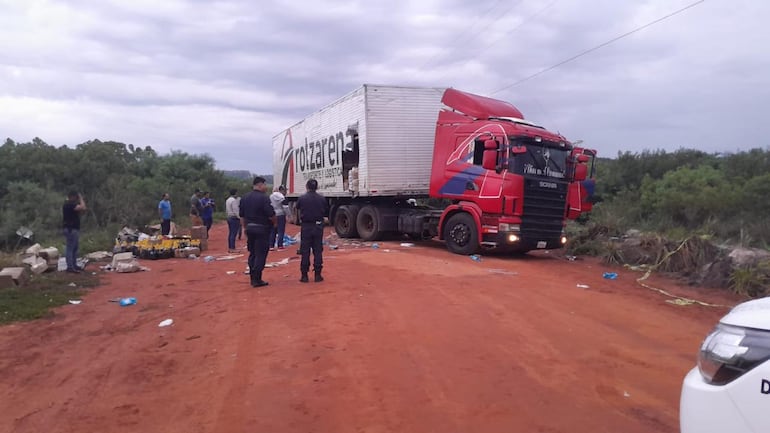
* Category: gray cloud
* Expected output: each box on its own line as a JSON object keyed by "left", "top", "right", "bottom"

{"left": 1, "top": 0, "right": 768, "bottom": 173}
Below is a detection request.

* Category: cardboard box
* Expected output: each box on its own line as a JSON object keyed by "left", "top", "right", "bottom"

{"left": 0, "top": 267, "right": 29, "bottom": 288}
{"left": 39, "top": 247, "right": 60, "bottom": 261}
{"left": 112, "top": 252, "right": 135, "bottom": 268}
{"left": 190, "top": 226, "right": 208, "bottom": 240}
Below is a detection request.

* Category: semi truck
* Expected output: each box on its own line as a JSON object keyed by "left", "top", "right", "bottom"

{"left": 273, "top": 84, "right": 596, "bottom": 255}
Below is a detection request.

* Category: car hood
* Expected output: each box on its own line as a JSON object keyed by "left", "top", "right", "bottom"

{"left": 720, "top": 296, "right": 770, "bottom": 330}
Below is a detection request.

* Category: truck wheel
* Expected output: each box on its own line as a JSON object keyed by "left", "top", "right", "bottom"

{"left": 356, "top": 205, "right": 381, "bottom": 241}
{"left": 334, "top": 205, "right": 360, "bottom": 238}
{"left": 444, "top": 213, "right": 479, "bottom": 255}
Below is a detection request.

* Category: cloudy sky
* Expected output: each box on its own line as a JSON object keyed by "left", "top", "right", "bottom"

{"left": 1, "top": 0, "right": 767, "bottom": 174}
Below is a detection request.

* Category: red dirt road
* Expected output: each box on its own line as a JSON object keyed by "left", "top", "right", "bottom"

{"left": 0, "top": 223, "right": 741, "bottom": 433}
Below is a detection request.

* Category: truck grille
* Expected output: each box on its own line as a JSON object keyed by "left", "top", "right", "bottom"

{"left": 521, "top": 177, "right": 567, "bottom": 241}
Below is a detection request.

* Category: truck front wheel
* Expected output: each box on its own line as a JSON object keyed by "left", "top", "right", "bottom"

{"left": 444, "top": 213, "right": 479, "bottom": 255}
{"left": 356, "top": 205, "right": 381, "bottom": 241}
{"left": 334, "top": 205, "right": 360, "bottom": 238}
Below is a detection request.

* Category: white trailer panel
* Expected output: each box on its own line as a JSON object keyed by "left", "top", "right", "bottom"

{"left": 273, "top": 84, "right": 446, "bottom": 198}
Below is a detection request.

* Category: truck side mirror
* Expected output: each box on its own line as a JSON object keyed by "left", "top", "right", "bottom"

{"left": 574, "top": 164, "right": 587, "bottom": 181}
{"left": 482, "top": 139, "right": 498, "bottom": 171}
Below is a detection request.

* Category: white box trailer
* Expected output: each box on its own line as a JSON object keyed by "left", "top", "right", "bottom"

{"left": 273, "top": 84, "right": 446, "bottom": 198}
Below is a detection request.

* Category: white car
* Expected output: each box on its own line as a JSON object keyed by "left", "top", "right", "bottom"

{"left": 680, "top": 297, "right": 770, "bottom": 432}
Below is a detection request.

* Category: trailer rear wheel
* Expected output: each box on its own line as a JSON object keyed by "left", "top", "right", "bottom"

{"left": 444, "top": 213, "right": 479, "bottom": 255}
{"left": 334, "top": 205, "right": 360, "bottom": 238}
{"left": 356, "top": 205, "right": 381, "bottom": 241}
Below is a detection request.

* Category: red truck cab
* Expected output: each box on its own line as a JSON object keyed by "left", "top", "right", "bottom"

{"left": 429, "top": 88, "right": 595, "bottom": 254}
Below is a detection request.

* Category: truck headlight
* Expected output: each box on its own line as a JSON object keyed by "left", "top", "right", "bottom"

{"left": 698, "top": 324, "right": 770, "bottom": 385}
{"left": 499, "top": 223, "right": 520, "bottom": 232}
{"left": 560, "top": 236, "right": 568, "bottom": 244}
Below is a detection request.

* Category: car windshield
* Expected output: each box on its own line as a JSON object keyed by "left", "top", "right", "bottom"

{"left": 508, "top": 139, "right": 568, "bottom": 179}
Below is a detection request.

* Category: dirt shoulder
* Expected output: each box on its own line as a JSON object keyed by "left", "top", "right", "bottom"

{"left": 0, "top": 222, "right": 741, "bottom": 433}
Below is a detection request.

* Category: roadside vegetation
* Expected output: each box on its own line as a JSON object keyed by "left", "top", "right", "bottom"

{"left": 567, "top": 147, "right": 770, "bottom": 298}
{"left": 2, "top": 139, "right": 769, "bottom": 299}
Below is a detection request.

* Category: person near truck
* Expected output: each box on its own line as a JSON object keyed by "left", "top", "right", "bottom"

{"left": 296, "top": 179, "right": 329, "bottom": 283}
{"left": 200, "top": 191, "right": 214, "bottom": 234}
{"left": 269, "top": 185, "right": 288, "bottom": 250}
{"left": 239, "top": 176, "right": 276, "bottom": 288}
{"left": 62, "top": 191, "right": 87, "bottom": 274}
{"left": 189, "top": 188, "right": 204, "bottom": 226}
{"left": 158, "top": 193, "right": 172, "bottom": 236}
{"left": 225, "top": 188, "right": 240, "bottom": 253}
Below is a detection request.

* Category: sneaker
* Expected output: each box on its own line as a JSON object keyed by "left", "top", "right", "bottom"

{"left": 314, "top": 274, "right": 324, "bottom": 283}
{"left": 252, "top": 280, "right": 269, "bottom": 288}
{"left": 300, "top": 274, "right": 309, "bottom": 283}
{"left": 65, "top": 268, "right": 81, "bottom": 274}
{"left": 277, "top": 246, "right": 286, "bottom": 250}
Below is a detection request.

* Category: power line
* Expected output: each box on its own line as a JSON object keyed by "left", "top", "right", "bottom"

{"left": 417, "top": 0, "right": 510, "bottom": 71}
{"left": 490, "top": 0, "right": 706, "bottom": 95}
{"left": 432, "top": 0, "right": 558, "bottom": 84}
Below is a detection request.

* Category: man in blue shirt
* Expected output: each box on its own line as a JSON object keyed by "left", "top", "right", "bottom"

{"left": 201, "top": 191, "right": 215, "bottom": 235}
{"left": 158, "top": 193, "right": 172, "bottom": 236}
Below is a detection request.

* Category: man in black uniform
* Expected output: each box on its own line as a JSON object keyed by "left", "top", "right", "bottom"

{"left": 239, "top": 176, "right": 276, "bottom": 287}
{"left": 296, "top": 179, "right": 329, "bottom": 283}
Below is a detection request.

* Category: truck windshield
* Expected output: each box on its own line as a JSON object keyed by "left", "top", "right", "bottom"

{"left": 508, "top": 139, "right": 568, "bottom": 179}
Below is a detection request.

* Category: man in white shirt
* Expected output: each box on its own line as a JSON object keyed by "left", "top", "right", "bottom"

{"left": 269, "top": 185, "right": 288, "bottom": 250}
{"left": 225, "top": 189, "right": 240, "bottom": 252}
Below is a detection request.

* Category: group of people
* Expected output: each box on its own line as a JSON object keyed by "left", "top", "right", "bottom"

{"left": 62, "top": 178, "right": 327, "bottom": 285}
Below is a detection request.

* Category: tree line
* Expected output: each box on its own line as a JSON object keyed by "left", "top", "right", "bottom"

{"left": 0, "top": 138, "right": 255, "bottom": 250}
{"left": 591, "top": 147, "right": 770, "bottom": 247}
{"left": 2, "top": 138, "right": 768, "bottom": 251}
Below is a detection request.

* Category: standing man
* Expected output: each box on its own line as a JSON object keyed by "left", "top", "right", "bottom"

{"left": 269, "top": 185, "right": 288, "bottom": 250}
{"left": 201, "top": 191, "right": 214, "bottom": 235}
{"left": 190, "top": 188, "right": 204, "bottom": 226}
{"left": 225, "top": 188, "right": 240, "bottom": 253}
{"left": 62, "top": 191, "right": 86, "bottom": 274}
{"left": 296, "top": 179, "right": 328, "bottom": 283}
{"left": 239, "top": 176, "right": 276, "bottom": 287}
{"left": 158, "top": 193, "right": 172, "bottom": 236}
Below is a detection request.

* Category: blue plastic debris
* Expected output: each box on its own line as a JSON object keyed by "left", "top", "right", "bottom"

{"left": 603, "top": 272, "right": 618, "bottom": 280}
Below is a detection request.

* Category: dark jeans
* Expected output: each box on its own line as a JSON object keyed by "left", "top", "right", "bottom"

{"left": 63, "top": 228, "right": 79, "bottom": 270}
{"left": 246, "top": 223, "right": 271, "bottom": 282}
{"left": 300, "top": 223, "right": 324, "bottom": 274}
{"left": 161, "top": 219, "right": 171, "bottom": 236}
{"left": 270, "top": 215, "right": 287, "bottom": 248}
{"left": 227, "top": 217, "right": 240, "bottom": 249}
{"left": 202, "top": 217, "right": 213, "bottom": 233}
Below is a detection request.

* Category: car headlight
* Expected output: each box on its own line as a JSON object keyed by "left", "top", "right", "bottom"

{"left": 698, "top": 323, "right": 770, "bottom": 385}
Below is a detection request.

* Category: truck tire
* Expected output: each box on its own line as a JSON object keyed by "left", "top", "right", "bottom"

{"left": 356, "top": 205, "right": 381, "bottom": 241}
{"left": 334, "top": 205, "right": 360, "bottom": 238}
{"left": 443, "top": 213, "right": 479, "bottom": 255}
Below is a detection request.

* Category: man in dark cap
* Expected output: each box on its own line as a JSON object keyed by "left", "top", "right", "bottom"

{"left": 239, "top": 176, "right": 276, "bottom": 287}
{"left": 296, "top": 178, "right": 329, "bottom": 283}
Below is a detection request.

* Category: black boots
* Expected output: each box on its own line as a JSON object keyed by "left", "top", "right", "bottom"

{"left": 300, "top": 271, "right": 323, "bottom": 283}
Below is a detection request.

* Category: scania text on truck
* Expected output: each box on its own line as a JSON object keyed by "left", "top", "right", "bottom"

{"left": 273, "top": 84, "right": 596, "bottom": 255}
